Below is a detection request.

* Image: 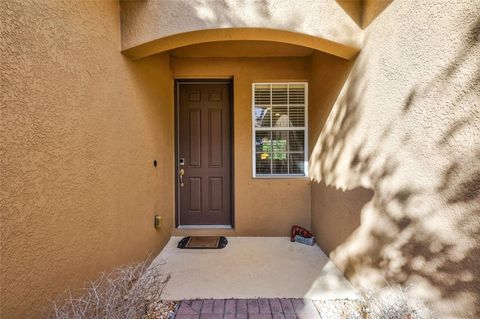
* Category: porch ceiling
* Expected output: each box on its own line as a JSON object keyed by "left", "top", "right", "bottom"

{"left": 168, "top": 40, "right": 314, "bottom": 58}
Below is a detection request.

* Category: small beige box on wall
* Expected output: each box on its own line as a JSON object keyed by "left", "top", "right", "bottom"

{"left": 154, "top": 215, "right": 162, "bottom": 229}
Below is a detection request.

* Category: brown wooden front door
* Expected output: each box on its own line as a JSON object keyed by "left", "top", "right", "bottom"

{"left": 177, "top": 81, "right": 232, "bottom": 226}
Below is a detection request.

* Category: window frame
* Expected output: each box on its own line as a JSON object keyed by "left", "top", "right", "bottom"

{"left": 251, "top": 82, "right": 309, "bottom": 179}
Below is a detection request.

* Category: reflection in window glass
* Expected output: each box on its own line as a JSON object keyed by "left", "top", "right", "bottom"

{"left": 254, "top": 106, "right": 271, "bottom": 128}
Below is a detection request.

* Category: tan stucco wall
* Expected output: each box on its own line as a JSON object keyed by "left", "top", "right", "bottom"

{"left": 6, "top": 0, "right": 476, "bottom": 317}
{"left": 311, "top": 183, "right": 373, "bottom": 254}
{"left": 310, "top": 0, "right": 480, "bottom": 318}
{"left": 0, "top": 1, "right": 174, "bottom": 318}
{"left": 171, "top": 57, "right": 312, "bottom": 237}
{"left": 309, "top": 51, "right": 370, "bottom": 255}
{"left": 120, "top": 0, "right": 362, "bottom": 51}
{"left": 336, "top": 0, "right": 393, "bottom": 29}
{"left": 362, "top": 0, "right": 393, "bottom": 28}
{"left": 335, "top": 0, "right": 364, "bottom": 27}
{"left": 309, "top": 51, "right": 355, "bottom": 155}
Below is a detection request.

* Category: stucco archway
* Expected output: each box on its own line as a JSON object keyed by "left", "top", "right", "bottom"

{"left": 122, "top": 28, "right": 360, "bottom": 60}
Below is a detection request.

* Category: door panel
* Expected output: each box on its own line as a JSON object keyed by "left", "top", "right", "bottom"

{"left": 178, "top": 82, "right": 232, "bottom": 226}
{"left": 188, "top": 110, "right": 202, "bottom": 167}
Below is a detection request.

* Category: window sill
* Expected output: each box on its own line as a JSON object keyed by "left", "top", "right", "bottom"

{"left": 253, "top": 175, "right": 309, "bottom": 180}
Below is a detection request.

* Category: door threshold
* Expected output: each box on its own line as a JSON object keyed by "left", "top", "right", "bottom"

{"left": 177, "top": 225, "right": 233, "bottom": 229}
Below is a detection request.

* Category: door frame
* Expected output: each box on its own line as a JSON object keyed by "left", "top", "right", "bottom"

{"left": 174, "top": 79, "right": 235, "bottom": 228}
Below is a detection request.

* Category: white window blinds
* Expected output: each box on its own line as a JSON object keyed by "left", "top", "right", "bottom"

{"left": 252, "top": 83, "right": 308, "bottom": 177}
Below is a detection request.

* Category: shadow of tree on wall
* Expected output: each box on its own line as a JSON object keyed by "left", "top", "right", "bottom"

{"left": 184, "top": 0, "right": 279, "bottom": 29}
{"left": 310, "top": 15, "right": 480, "bottom": 318}
{"left": 122, "top": 0, "right": 362, "bottom": 51}
{"left": 185, "top": 0, "right": 360, "bottom": 39}
{"left": 122, "top": 0, "right": 300, "bottom": 35}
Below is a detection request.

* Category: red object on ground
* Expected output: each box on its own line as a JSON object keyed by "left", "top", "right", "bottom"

{"left": 290, "top": 225, "right": 313, "bottom": 242}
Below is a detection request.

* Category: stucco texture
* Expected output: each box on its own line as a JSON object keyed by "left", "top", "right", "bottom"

{"left": 120, "top": 0, "right": 361, "bottom": 50}
{"left": 309, "top": 0, "right": 480, "bottom": 318}
{"left": 4, "top": 0, "right": 479, "bottom": 318}
{"left": 1, "top": 1, "right": 174, "bottom": 318}
{"left": 171, "top": 56, "right": 313, "bottom": 237}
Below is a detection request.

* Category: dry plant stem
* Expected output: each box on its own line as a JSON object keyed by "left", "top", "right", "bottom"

{"left": 48, "top": 255, "right": 171, "bottom": 319}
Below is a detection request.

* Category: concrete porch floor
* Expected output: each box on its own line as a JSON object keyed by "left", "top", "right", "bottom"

{"left": 150, "top": 237, "right": 359, "bottom": 301}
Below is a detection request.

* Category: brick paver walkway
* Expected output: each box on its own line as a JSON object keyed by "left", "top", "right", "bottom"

{"left": 175, "top": 299, "right": 321, "bottom": 319}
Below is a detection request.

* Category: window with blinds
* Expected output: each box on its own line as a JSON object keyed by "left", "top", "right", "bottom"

{"left": 252, "top": 83, "right": 308, "bottom": 177}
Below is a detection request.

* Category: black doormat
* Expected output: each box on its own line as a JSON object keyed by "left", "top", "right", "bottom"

{"left": 177, "top": 236, "right": 228, "bottom": 249}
